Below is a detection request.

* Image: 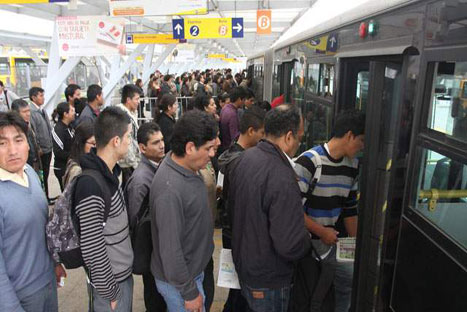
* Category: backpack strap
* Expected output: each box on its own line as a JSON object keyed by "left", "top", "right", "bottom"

{"left": 308, "top": 149, "right": 322, "bottom": 193}
{"left": 80, "top": 169, "right": 112, "bottom": 224}
{"left": 4, "top": 90, "right": 9, "bottom": 110}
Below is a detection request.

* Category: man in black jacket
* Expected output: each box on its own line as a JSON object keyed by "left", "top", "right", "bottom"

{"left": 230, "top": 104, "right": 311, "bottom": 312}
{"left": 124, "top": 122, "right": 166, "bottom": 312}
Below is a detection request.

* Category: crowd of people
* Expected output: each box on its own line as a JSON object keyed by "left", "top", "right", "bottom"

{"left": 0, "top": 67, "right": 365, "bottom": 312}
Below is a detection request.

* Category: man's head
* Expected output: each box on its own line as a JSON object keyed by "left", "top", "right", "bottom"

{"left": 29, "top": 87, "right": 45, "bottom": 106}
{"left": 219, "top": 92, "right": 230, "bottom": 108}
{"left": 244, "top": 88, "right": 255, "bottom": 109}
{"left": 121, "top": 84, "right": 141, "bottom": 112}
{"left": 235, "top": 73, "right": 242, "bottom": 84}
{"left": 332, "top": 110, "right": 366, "bottom": 158}
{"left": 87, "top": 84, "right": 103, "bottom": 107}
{"left": 159, "top": 94, "right": 178, "bottom": 117}
{"left": 0, "top": 80, "right": 4, "bottom": 94}
{"left": 229, "top": 87, "right": 246, "bottom": 109}
{"left": 137, "top": 122, "right": 164, "bottom": 163}
{"left": 64, "top": 84, "right": 81, "bottom": 104}
{"left": 0, "top": 112, "right": 29, "bottom": 174}
{"left": 171, "top": 110, "right": 218, "bottom": 171}
{"left": 11, "top": 99, "right": 31, "bottom": 124}
{"left": 163, "top": 74, "right": 172, "bottom": 83}
{"left": 95, "top": 107, "right": 131, "bottom": 160}
{"left": 265, "top": 104, "right": 304, "bottom": 157}
{"left": 239, "top": 106, "right": 266, "bottom": 147}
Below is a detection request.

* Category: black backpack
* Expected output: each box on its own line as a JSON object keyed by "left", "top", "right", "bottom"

{"left": 129, "top": 194, "right": 153, "bottom": 275}
{"left": 46, "top": 169, "right": 111, "bottom": 269}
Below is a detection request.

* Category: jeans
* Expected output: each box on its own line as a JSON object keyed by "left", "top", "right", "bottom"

{"left": 20, "top": 279, "right": 58, "bottom": 312}
{"left": 142, "top": 272, "right": 167, "bottom": 312}
{"left": 241, "top": 283, "right": 291, "bottom": 312}
{"left": 334, "top": 261, "right": 354, "bottom": 312}
{"left": 92, "top": 275, "right": 134, "bottom": 312}
{"left": 155, "top": 273, "right": 205, "bottom": 312}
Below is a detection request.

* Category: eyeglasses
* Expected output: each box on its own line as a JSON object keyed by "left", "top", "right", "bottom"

{"left": 86, "top": 141, "right": 96, "bottom": 147}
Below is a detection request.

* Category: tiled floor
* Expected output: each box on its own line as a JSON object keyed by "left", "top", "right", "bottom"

{"left": 48, "top": 168, "right": 228, "bottom": 311}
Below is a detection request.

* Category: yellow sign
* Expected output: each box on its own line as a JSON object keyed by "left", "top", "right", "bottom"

{"left": 305, "top": 35, "right": 328, "bottom": 52}
{"left": 222, "top": 58, "right": 240, "bottom": 63}
{"left": 208, "top": 54, "right": 226, "bottom": 59}
{"left": 185, "top": 18, "right": 231, "bottom": 39}
{"left": 129, "top": 34, "right": 178, "bottom": 44}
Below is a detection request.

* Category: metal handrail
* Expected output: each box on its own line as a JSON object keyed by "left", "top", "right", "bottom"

{"left": 419, "top": 189, "right": 467, "bottom": 199}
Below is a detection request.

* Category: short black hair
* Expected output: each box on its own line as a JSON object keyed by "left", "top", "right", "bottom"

{"left": 171, "top": 110, "right": 218, "bottom": 157}
{"left": 159, "top": 93, "right": 177, "bottom": 112}
{"left": 193, "top": 95, "right": 212, "bottom": 111}
{"left": 219, "top": 92, "right": 230, "bottom": 103}
{"left": 87, "top": 84, "right": 102, "bottom": 103}
{"left": 229, "top": 87, "right": 246, "bottom": 103}
{"left": 333, "top": 110, "right": 366, "bottom": 138}
{"left": 257, "top": 100, "right": 271, "bottom": 112}
{"left": 29, "top": 87, "right": 44, "bottom": 101}
{"left": 121, "top": 84, "right": 140, "bottom": 104}
{"left": 163, "top": 74, "right": 172, "bottom": 82}
{"left": 137, "top": 122, "right": 161, "bottom": 145}
{"left": 239, "top": 106, "right": 266, "bottom": 134}
{"left": 95, "top": 107, "right": 131, "bottom": 149}
{"left": 64, "top": 84, "right": 81, "bottom": 102}
{"left": 0, "top": 111, "right": 28, "bottom": 137}
{"left": 0, "top": 81, "right": 3, "bottom": 87}
{"left": 265, "top": 104, "right": 301, "bottom": 138}
{"left": 11, "top": 99, "right": 29, "bottom": 112}
{"left": 246, "top": 88, "right": 255, "bottom": 99}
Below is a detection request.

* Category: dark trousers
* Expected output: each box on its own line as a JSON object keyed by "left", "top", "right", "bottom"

{"left": 242, "top": 283, "right": 291, "bottom": 312}
{"left": 54, "top": 168, "right": 65, "bottom": 192}
{"left": 222, "top": 231, "right": 249, "bottom": 312}
{"left": 142, "top": 272, "right": 167, "bottom": 312}
{"left": 41, "top": 152, "right": 52, "bottom": 198}
{"left": 203, "top": 257, "right": 215, "bottom": 311}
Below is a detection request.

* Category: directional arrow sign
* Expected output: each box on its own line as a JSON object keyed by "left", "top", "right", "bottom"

{"left": 232, "top": 18, "right": 243, "bottom": 38}
{"left": 326, "top": 33, "right": 338, "bottom": 52}
{"left": 175, "top": 17, "right": 244, "bottom": 39}
{"left": 172, "top": 19, "right": 185, "bottom": 39}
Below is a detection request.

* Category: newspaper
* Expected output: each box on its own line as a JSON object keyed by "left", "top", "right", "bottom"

{"left": 336, "top": 237, "right": 356, "bottom": 262}
{"left": 217, "top": 248, "right": 241, "bottom": 289}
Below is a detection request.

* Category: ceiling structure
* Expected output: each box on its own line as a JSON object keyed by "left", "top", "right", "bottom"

{"left": 0, "top": 0, "right": 316, "bottom": 58}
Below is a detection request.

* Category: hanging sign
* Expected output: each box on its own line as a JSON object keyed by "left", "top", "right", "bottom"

{"left": 172, "top": 18, "right": 243, "bottom": 40}
{"left": 126, "top": 34, "right": 179, "bottom": 44}
{"left": 173, "top": 50, "right": 195, "bottom": 63}
{"left": 56, "top": 16, "right": 125, "bottom": 57}
{"left": 207, "top": 54, "right": 227, "bottom": 59}
{"left": 109, "top": 0, "right": 207, "bottom": 16}
{"left": 0, "top": 0, "right": 68, "bottom": 3}
{"left": 257, "top": 9, "right": 271, "bottom": 35}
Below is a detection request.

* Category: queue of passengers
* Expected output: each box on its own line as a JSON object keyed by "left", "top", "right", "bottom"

{"left": 0, "top": 71, "right": 365, "bottom": 312}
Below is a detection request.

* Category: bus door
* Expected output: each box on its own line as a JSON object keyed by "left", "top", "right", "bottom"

{"left": 277, "top": 60, "right": 295, "bottom": 103}
{"left": 338, "top": 56, "right": 412, "bottom": 311}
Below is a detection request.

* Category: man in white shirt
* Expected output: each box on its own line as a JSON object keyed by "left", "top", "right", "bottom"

{"left": 0, "top": 80, "right": 19, "bottom": 112}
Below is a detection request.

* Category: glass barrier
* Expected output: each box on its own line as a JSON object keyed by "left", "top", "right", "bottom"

{"left": 428, "top": 61, "right": 467, "bottom": 143}
{"left": 415, "top": 148, "right": 467, "bottom": 249}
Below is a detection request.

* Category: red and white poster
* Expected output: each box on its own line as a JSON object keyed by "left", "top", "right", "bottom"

{"left": 56, "top": 16, "right": 125, "bottom": 57}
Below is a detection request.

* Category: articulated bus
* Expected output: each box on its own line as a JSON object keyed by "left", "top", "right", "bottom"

{"left": 249, "top": 0, "right": 467, "bottom": 310}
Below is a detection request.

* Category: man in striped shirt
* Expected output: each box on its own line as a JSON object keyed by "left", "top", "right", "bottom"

{"left": 294, "top": 110, "right": 365, "bottom": 312}
{"left": 73, "top": 107, "right": 134, "bottom": 312}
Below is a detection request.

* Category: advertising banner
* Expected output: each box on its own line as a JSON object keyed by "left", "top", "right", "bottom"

{"left": 109, "top": 0, "right": 207, "bottom": 17}
{"left": 0, "top": 0, "right": 68, "bottom": 3}
{"left": 56, "top": 16, "right": 125, "bottom": 57}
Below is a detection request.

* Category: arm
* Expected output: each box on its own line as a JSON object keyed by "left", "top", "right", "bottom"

{"left": 268, "top": 177, "right": 310, "bottom": 261}
{"left": 125, "top": 178, "right": 148, "bottom": 228}
{"left": 228, "top": 113, "right": 239, "bottom": 142}
{"left": 74, "top": 177, "right": 121, "bottom": 302}
{"left": 0, "top": 213, "right": 26, "bottom": 312}
{"left": 52, "top": 127, "right": 70, "bottom": 163}
{"left": 342, "top": 178, "right": 359, "bottom": 237}
{"left": 153, "top": 189, "right": 199, "bottom": 301}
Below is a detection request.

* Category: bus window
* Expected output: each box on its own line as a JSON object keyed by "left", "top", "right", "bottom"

{"left": 319, "top": 63, "right": 334, "bottom": 97}
{"left": 428, "top": 61, "right": 467, "bottom": 143}
{"left": 415, "top": 148, "right": 467, "bottom": 249}
{"left": 307, "top": 63, "right": 320, "bottom": 94}
{"left": 356, "top": 71, "right": 369, "bottom": 110}
{"left": 291, "top": 61, "right": 306, "bottom": 106}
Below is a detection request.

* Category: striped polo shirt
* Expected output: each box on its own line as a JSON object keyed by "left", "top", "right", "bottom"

{"left": 294, "top": 144, "right": 359, "bottom": 227}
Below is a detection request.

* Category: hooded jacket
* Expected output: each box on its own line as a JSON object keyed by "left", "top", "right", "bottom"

{"left": 218, "top": 142, "right": 244, "bottom": 241}
{"left": 73, "top": 151, "right": 133, "bottom": 301}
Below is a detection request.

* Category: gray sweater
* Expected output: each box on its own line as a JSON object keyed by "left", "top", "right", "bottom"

{"left": 150, "top": 153, "right": 214, "bottom": 301}
{"left": 29, "top": 103, "right": 53, "bottom": 154}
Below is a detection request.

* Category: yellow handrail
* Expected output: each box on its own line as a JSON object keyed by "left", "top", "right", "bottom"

{"left": 419, "top": 189, "right": 467, "bottom": 199}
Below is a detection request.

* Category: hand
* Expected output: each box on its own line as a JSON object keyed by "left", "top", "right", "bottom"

{"left": 185, "top": 293, "right": 203, "bottom": 312}
{"left": 319, "top": 227, "right": 339, "bottom": 245}
{"left": 110, "top": 300, "right": 118, "bottom": 311}
{"left": 55, "top": 264, "right": 67, "bottom": 287}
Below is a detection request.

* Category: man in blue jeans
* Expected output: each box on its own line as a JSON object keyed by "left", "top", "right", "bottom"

{"left": 230, "top": 105, "right": 311, "bottom": 312}
{"left": 150, "top": 110, "right": 219, "bottom": 311}
{"left": 0, "top": 111, "right": 65, "bottom": 312}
